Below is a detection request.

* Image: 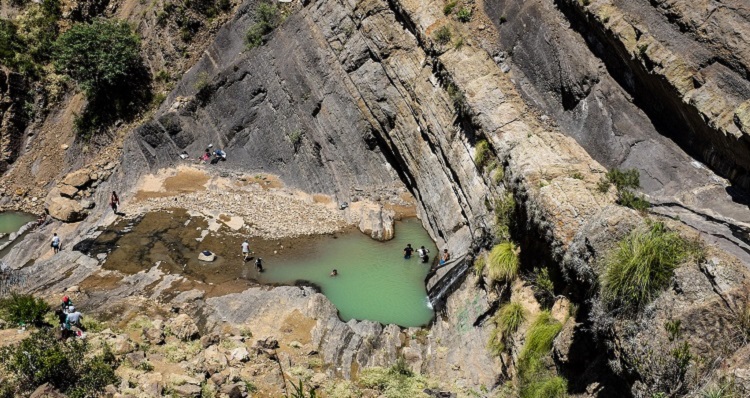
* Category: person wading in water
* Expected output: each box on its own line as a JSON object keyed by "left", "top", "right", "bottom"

{"left": 403, "top": 244, "right": 414, "bottom": 259}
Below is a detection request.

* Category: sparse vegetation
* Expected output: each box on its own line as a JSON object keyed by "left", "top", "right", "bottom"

{"left": 0, "top": 329, "right": 118, "bottom": 396}
{"left": 474, "top": 139, "right": 491, "bottom": 169}
{"left": 246, "top": 2, "right": 282, "bottom": 49}
{"left": 665, "top": 319, "right": 682, "bottom": 342}
{"left": 456, "top": 8, "right": 472, "bottom": 23}
{"left": 445, "top": 80, "right": 467, "bottom": 112}
{"left": 357, "top": 358, "right": 435, "bottom": 398}
{"left": 492, "top": 164, "right": 505, "bottom": 185}
{"left": 0, "top": 293, "right": 50, "bottom": 326}
{"left": 487, "top": 241, "right": 519, "bottom": 283}
{"left": 489, "top": 302, "right": 526, "bottom": 355}
{"left": 597, "top": 168, "right": 650, "bottom": 210}
{"left": 517, "top": 311, "right": 567, "bottom": 398}
{"left": 529, "top": 267, "right": 555, "bottom": 308}
{"left": 443, "top": 1, "right": 457, "bottom": 15}
{"left": 473, "top": 254, "right": 486, "bottom": 275}
{"left": 288, "top": 129, "right": 304, "bottom": 147}
{"left": 454, "top": 36, "right": 464, "bottom": 49}
{"left": 499, "top": 15, "right": 507, "bottom": 24}
{"left": 433, "top": 25, "right": 452, "bottom": 45}
{"left": 602, "top": 221, "right": 703, "bottom": 312}
{"left": 493, "top": 191, "right": 515, "bottom": 240}
{"left": 0, "top": 0, "right": 61, "bottom": 75}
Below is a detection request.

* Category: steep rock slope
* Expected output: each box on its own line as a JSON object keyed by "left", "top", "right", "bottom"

{"left": 481, "top": 0, "right": 750, "bottom": 270}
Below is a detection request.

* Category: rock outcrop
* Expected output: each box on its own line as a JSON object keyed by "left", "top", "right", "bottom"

{"left": 0, "top": 68, "right": 28, "bottom": 174}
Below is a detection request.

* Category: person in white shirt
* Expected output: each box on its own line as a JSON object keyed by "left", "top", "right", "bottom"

{"left": 51, "top": 233, "right": 61, "bottom": 254}
{"left": 65, "top": 306, "right": 83, "bottom": 330}
{"left": 241, "top": 240, "right": 251, "bottom": 262}
{"left": 417, "top": 246, "right": 430, "bottom": 264}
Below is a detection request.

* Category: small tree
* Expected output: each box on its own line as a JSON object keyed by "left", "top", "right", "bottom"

{"left": 53, "top": 19, "right": 141, "bottom": 98}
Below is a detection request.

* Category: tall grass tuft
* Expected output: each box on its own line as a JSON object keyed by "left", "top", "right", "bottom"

{"left": 488, "top": 241, "right": 519, "bottom": 283}
{"left": 602, "top": 221, "right": 702, "bottom": 312}
{"left": 488, "top": 302, "right": 526, "bottom": 355}
{"left": 517, "top": 311, "right": 566, "bottom": 398}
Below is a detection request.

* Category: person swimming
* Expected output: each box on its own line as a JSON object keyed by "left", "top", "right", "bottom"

{"left": 330, "top": 269, "right": 338, "bottom": 277}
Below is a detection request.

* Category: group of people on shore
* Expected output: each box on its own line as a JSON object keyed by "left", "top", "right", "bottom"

{"left": 403, "top": 243, "right": 450, "bottom": 266}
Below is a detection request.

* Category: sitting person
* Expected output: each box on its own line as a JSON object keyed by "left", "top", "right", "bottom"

{"left": 200, "top": 150, "right": 211, "bottom": 163}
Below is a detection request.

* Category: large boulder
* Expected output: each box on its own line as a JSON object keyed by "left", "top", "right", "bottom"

{"left": 167, "top": 314, "right": 199, "bottom": 341}
{"left": 351, "top": 202, "right": 395, "bottom": 241}
{"left": 62, "top": 169, "right": 93, "bottom": 188}
{"left": 46, "top": 196, "right": 86, "bottom": 222}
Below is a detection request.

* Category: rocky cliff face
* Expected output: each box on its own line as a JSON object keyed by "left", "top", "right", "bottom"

{"left": 3, "top": 0, "right": 750, "bottom": 395}
{"left": 111, "top": 0, "right": 750, "bottom": 394}
{"left": 0, "top": 68, "right": 28, "bottom": 175}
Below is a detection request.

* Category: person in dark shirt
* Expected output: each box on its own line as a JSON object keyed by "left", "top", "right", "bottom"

{"left": 403, "top": 244, "right": 414, "bottom": 259}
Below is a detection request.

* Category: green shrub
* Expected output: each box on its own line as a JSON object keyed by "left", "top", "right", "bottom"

{"left": 443, "top": 1, "right": 457, "bottom": 15}
{"left": 0, "top": 0, "right": 61, "bottom": 75}
{"left": 445, "top": 81, "right": 467, "bottom": 112}
{"left": 53, "top": 19, "right": 141, "bottom": 98}
{"left": 0, "top": 330, "right": 119, "bottom": 396}
{"left": 487, "top": 241, "right": 519, "bottom": 283}
{"left": 246, "top": 2, "right": 281, "bottom": 49}
{"left": 474, "top": 139, "right": 490, "bottom": 169}
{"left": 0, "top": 293, "right": 50, "bottom": 326}
{"left": 453, "top": 36, "right": 464, "bottom": 49}
{"left": 456, "top": 7, "right": 472, "bottom": 22}
{"left": 67, "top": 355, "right": 119, "bottom": 398}
{"left": 602, "top": 222, "right": 701, "bottom": 311}
{"left": 489, "top": 302, "right": 526, "bottom": 355}
{"left": 530, "top": 268, "right": 555, "bottom": 308}
{"left": 619, "top": 190, "right": 650, "bottom": 211}
{"left": 597, "top": 168, "right": 650, "bottom": 210}
{"left": 433, "top": 25, "right": 451, "bottom": 45}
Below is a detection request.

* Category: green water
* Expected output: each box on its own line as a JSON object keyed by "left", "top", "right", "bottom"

{"left": 258, "top": 218, "right": 437, "bottom": 327}
{"left": 0, "top": 212, "right": 35, "bottom": 239}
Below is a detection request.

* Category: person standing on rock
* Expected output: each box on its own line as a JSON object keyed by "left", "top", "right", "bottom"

{"left": 51, "top": 233, "right": 61, "bottom": 254}
{"left": 110, "top": 191, "right": 120, "bottom": 214}
{"left": 403, "top": 243, "right": 414, "bottom": 259}
{"left": 241, "top": 240, "right": 251, "bottom": 262}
